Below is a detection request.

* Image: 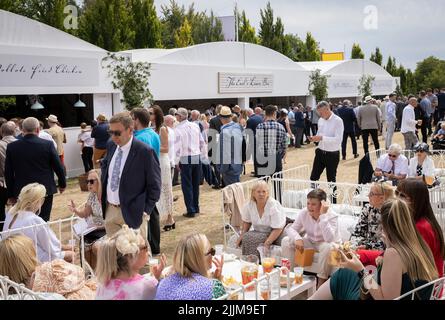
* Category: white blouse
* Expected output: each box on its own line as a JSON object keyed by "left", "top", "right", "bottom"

{"left": 408, "top": 156, "right": 435, "bottom": 177}
{"left": 2, "top": 210, "right": 64, "bottom": 262}
{"left": 241, "top": 198, "right": 286, "bottom": 233}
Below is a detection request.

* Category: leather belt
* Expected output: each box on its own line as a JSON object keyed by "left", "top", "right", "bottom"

{"left": 107, "top": 202, "right": 121, "bottom": 208}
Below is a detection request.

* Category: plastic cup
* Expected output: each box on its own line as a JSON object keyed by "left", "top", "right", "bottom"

{"left": 148, "top": 258, "right": 159, "bottom": 274}
{"left": 260, "top": 280, "right": 271, "bottom": 300}
{"left": 215, "top": 244, "right": 224, "bottom": 256}
{"left": 240, "top": 255, "right": 259, "bottom": 292}
{"left": 294, "top": 267, "right": 304, "bottom": 285}
{"left": 262, "top": 257, "right": 276, "bottom": 273}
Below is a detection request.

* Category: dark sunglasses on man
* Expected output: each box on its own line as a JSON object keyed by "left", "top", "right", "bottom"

{"left": 108, "top": 130, "right": 122, "bottom": 137}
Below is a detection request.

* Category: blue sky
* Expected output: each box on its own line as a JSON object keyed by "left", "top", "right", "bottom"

{"left": 153, "top": 0, "right": 445, "bottom": 70}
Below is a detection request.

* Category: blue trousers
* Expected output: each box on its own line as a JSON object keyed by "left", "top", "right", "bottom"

{"left": 180, "top": 156, "right": 201, "bottom": 214}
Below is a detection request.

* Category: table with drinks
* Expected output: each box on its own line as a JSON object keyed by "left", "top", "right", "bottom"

{"left": 220, "top": 254, "right": 317, "bottom": 300}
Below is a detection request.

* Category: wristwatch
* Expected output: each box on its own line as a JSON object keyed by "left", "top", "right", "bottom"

{"left": 357, "top": 269, "right": 365, "bottom": 280}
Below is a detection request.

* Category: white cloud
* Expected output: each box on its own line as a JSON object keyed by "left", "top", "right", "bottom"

{"left": 154, "top": 0, "right": 445, "bottom": 69}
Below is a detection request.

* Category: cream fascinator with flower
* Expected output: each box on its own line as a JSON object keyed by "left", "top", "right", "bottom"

{"left": 115, "top": 225, "right": 141, "bottom": 256}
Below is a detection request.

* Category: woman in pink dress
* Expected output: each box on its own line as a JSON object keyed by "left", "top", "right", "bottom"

{"left": 95, "top": 225, "right": 167, "bottom": 300}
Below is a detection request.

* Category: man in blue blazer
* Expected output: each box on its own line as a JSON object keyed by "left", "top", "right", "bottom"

{"left": 5, "top": 117, "right": 66, "bottom": 222}
{"left": 101, "top": 112, "right": 161, "bottom": 242}
{"left": 335, "top": 100, "right": 359, "bottom": 160}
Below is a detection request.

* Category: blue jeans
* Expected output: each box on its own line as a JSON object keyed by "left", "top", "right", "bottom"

{"left": 219, "top": 164, "right": 243, "bottom": 186}
{"left": 179, "top": 155, "right": 201, "bottom": 214}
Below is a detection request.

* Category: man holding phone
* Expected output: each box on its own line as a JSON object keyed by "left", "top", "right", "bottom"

{"left": 309, "top": 101, "right": 344, "bottom": 185}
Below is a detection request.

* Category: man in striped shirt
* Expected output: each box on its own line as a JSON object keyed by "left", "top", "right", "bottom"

{"left": 255, "top": 105, "right": 287, "bottom": 177}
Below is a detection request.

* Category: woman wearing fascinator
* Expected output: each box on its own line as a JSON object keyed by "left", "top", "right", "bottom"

{"left": 95, "top": 225, "right": 167, "bottom": 300}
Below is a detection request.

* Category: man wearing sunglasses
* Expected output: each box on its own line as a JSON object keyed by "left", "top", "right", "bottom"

{"left": 373, "top": 143, "right": 408, "bottom": 186}
{"left": 100, "top": 112, "right": 161, "bottom": 244}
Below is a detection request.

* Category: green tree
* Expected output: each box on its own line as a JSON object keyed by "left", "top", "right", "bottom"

{"left": 351, "top": 43, "right": 365, "bottom": 59}
{"left": 414, "top": 56, "right": 445, "bottom": 90}
{"left": 174, "top": 17, "right": 193, "bottom": 48}
{"left": 284, "top": 33, "right": 304, "bottom": 61}
{"left": 102, "top": 53, "right": 152, "bottom": 110}
{"left": 308, "top": 69, "right": 330, "bottom": 102}
{"left": 191, "top": 10, "right": 223, "bottom": 44}
{"left": 358, "top": 74, "right": 375, "bottom": 98}
{"left": 397, "top": 64, "right": 407, "bottom": 95}
{"left": 300, "top": 32, "right": 321, "bottom": 61}
{"left": 78, "top": 0, "right": 135, "bottom": 51}
{"left": 160, "top": 0, "right": 186, "bottom": 48}
{"left": 130, "top": 0, "right": 162, "bottom": 49}
{"left": 258, "top": 2, "right": 274, "bottom": 48}
{"left": 237, "top": 10, "right": 258, "bottom": 44}
{"left": 385, "top": 56, "right": 398, "bottom": 76}
{"left": 406, "top": 69, "right": 418, "bottom": 95}
{"left": 270, "top": 17, "right": 291, "bottom": 56}
{"left": 370, "top": 47, "right": 383, "bottom": 66}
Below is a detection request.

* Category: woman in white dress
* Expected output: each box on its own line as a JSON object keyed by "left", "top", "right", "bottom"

{"left": 2, "top": 183, "right": 74, "bottom": 263}
{"left": 150, "top": 106, "right": 175, "bottom": 231}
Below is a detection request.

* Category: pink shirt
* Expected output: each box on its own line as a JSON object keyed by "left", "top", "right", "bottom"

{"left": 286, "top": 208, "right": 340, "bottom": 243}
{"left": 96, "top": 274, "right": 158, "bottom": 300}
{"left": 174, "top": 120, "right": 204, "bottom": 163}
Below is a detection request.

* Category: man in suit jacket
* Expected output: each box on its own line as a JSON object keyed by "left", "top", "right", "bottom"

{"left": 101, "top": 112, "right": 161, "bottom": 241}
{"left": 208, "top": 105, "right": 223, "bottom": 188}
{"left": 5, "top": 117, "right": 66, "bottom": 222}
{"left": 357, "top": 96, "right": 381, "bottom": 155}
{"left": 336, "top": 100, "right": 359, "bottom": 160}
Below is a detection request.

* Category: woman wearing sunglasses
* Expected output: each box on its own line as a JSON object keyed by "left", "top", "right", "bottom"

{"left": 407, "top": 143, "right": 436, "bottom": 186}
{"left": 68, "top": 169, "right": 106, "bottom": 246}
{"left": 156, "top": 233, "right": 225, "bottom": 300}
{"left": 373, "top": 143, "right": 408, "bottom": 186}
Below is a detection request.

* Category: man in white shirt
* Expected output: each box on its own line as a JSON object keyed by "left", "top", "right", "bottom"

{"left": 281, "top": 189, "right": 340, "bottom": 287}
{"left": 385, "top": 93, "right": 397, "bottom": 149}
{"left": 374, "top": 143, "right": 408, "bottom": 185}
{"left": 401, "top": 97, "right": 421, "bottom": 150}
{"left": 175, "top": 107, "right": 205, "bottom": 218}
{"left": 308, "top": 101, "right": 344, "bottom": 184}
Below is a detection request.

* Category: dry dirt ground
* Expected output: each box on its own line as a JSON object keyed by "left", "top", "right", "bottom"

{"left": 51, "top": 132, "right": 405, "bottom": 262}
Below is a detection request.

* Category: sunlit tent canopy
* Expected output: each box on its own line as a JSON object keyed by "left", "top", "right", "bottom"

{"left": 297, "top": 60, "right": 398, "bottom": 98}
{"left": 121, "top": 42, "right": 311, "bottom": 104}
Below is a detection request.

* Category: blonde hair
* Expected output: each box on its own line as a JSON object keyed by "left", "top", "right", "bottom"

{"left": 87, "top": 169, "right": 102, "bottom": 201}
{"left": 199, "top": 114, "right": 207, "bottom": 123}
{"left": 250, "top": 180, "right": 269, "bottom": 202}
{"left": 173, "top": 233, "right": 210, "bottom": 278}
{"left": 380, "top": 199, "right": 438, "bottom": 282}
{"left": 372, "top": 181, "right": 395, "bottom": 200}
{"left": 0, "top": 234, "right": 38, "bottom": 286}
{"left": 9, "top": 183, "right": 46, "bottom": 216}
{"left": 95, "top": 226, "right": 148, "bottom": 284}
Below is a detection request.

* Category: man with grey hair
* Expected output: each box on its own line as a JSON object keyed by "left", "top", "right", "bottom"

{"left": 308, "top": 101, "right": 344, "bottom": 184}
{"left": 374, "top": 143, "right": 408, "bottom": 185}
{"left": 401, "top": 97, "right": 421, "bottom": 150}
{"left": 0, "top": 121, "right": 17, "bottom": 228}
{"left": 5, "top": 117, "right": 66, "bottom": 222}
{"left": 175, "top": 107, "right": 205, "bottom": 217}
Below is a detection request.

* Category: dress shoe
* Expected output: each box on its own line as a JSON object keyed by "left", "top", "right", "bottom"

{"left": 354, "top": 154, "right": 360, "bottom": 159}
{"left": 163, "top": 222, "right": 176, "bottom": 231}
{"left": 212, "top": 185, "right": 221, "bottom": 190}
{"left": 342, "top": 156, "right": 346, "bottom": 160}
{"left": 183, "top": 213, "right": 196, "bottom": 218}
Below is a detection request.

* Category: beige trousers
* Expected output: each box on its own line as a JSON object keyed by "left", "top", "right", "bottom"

{"left": 281, "top": 236, "right": 334, "bottom": 280}
{"left": 104, "top": 204, "right": 148, "bottom": 241}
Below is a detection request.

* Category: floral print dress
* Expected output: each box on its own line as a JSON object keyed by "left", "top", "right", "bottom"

{"left": 350, "top": 204, "right": 385, "bottom": 250}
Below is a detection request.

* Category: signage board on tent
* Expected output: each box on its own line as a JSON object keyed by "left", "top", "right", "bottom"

{"left": 0, "top": 54, "right": 99, "bottom": 87}
{"left": 218, "top": 72, "right": 274, "bottom": 93}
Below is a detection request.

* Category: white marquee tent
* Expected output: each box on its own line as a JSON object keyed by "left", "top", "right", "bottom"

{"left": 122, "top": 42, "right": 311, "bottom": 108}
{"left": 0, "top": 9, "right": 117, "bottom": 178}
{"left": 297, "top": 60, "right": 398, "bottom": 99}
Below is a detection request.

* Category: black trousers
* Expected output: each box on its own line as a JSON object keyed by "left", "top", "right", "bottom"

{"left": 295, "top": 127, "right": 304, "bottom": 148}
{"left": 304, "top": 122, "right": 312, "bottom": 141}
{"left": 310, "top": 149, "right": 340, "bottom": 183}
{"left": 361, "top": 129, "right": 379, "bottom": 155}
{"left": 0, "top": 186, "right": 7, "bottom": 230}
{"left": 341, "top": 132, "right": 358, "bottom": 158}
{"left": 421, "top": 117, "right": 431, "bottom": 142}
{"left": 81, "top": 147, "right": 94, "bottom": 173}
{"left": 148, "top": 206, "right": 161, "bottom": 255}
{"left": 40, "top": 194, "right": 54, "bottom": 222}
{"left": 311, "top": 124, "right": 318, "bottom": 136}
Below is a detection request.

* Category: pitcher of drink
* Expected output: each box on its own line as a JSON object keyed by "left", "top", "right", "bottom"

{"left": 240, "top": 255, "right": 259, "bottom": 292}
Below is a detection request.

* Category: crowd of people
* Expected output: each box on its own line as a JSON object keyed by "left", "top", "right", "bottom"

{"left": 0, "top": 87, "right": 444, "bottom": 300}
